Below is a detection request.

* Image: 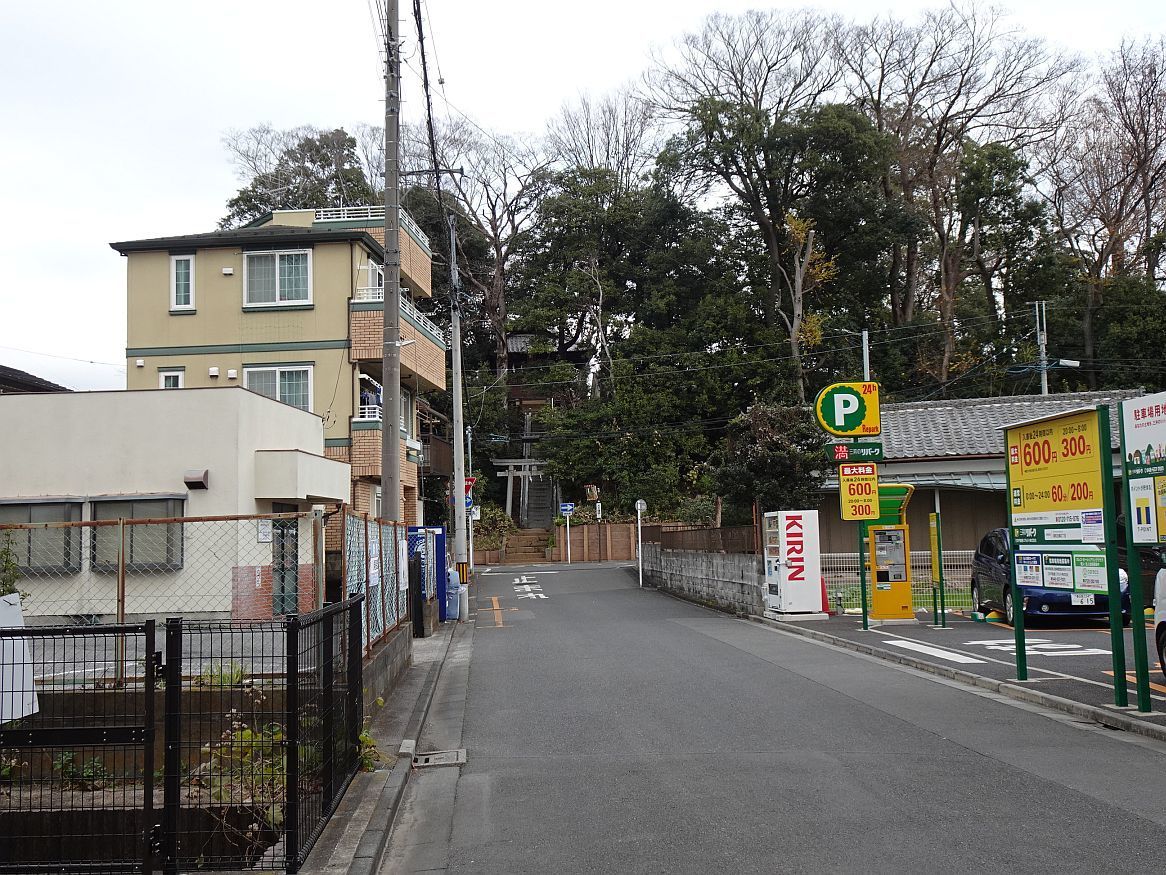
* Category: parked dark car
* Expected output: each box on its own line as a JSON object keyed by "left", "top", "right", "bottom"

{"left": 971, "top": 528, "right": 1131, "bottom": 626}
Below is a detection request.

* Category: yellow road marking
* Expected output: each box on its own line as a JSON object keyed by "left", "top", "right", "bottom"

{"left": 1103, "top": 671, "right": 1166, "bottom": 696}
{"left": 474, "top": 596, "right": 506, "bottom": 628}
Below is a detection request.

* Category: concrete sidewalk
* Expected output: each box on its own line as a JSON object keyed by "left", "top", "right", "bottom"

{"left": 299, "top": 617, "right": 465, "bottom": 875}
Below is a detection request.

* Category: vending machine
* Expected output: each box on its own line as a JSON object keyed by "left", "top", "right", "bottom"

{"left": 868, "top": 524, "right": 913, "bottom": 620}
{"left": 763, "top": 510, "right": 823, "bottom": 614}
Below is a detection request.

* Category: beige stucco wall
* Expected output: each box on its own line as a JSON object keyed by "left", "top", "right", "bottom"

{"left": 126, "top": 241, "right": 356, "bottom": 350}
{"left": 0, "top": 387, "right": 337, "bottom": 515}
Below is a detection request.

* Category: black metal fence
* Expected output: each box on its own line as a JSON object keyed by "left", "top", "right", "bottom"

{"left": 0, "top": 597, "right": 364, "bottom": 874}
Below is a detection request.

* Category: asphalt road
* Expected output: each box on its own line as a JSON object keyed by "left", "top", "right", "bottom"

{"left": 382, "top": 562, "right": 1166, "bottom": 873}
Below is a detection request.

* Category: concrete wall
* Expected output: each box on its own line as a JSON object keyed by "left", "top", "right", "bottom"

{"left": 641, "top": 543, "right": 764, "bottom": 616}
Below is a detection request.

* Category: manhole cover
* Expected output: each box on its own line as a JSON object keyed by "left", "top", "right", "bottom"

{"left": 413, "top": 749, "right": 467, "bottom": 768}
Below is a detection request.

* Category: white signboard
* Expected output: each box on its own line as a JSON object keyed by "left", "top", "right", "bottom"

{"left": 0, "top": 593, "right": 39, "bottom": 722}
{"left": 763, "top": 510, "right": 822, "bottom": 613}
{"left": 368, "top": 531, "right": 381, "bottom": 590}
{"left": 1121, "top": 391, "right": 1166, "bottom": 544}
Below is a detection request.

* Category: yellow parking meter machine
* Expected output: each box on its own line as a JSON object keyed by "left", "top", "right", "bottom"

{"left": 869, "top": 524, "right": 914, "bottom": 620}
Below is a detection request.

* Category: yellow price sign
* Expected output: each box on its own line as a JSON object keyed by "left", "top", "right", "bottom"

{"left": 839, "top": 463, "right": 879, "bottom": 521}
{"left": 1006, "top": 409, "right": 1104, "bottom": 535}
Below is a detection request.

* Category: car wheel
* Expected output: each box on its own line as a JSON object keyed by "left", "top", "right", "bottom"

{"left": 971, "top": 579, "right": 982, "bottom": 613}
{"left": 1003, "top": 589, "right": 1015, "bottom": 627}
{"left": 1157, "top": 626, "right": 1166, "bottom": 684}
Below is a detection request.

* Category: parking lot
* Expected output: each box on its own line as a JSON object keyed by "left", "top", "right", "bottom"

{"left": 812, "top": 609, "right": 1166, "bottom": 720}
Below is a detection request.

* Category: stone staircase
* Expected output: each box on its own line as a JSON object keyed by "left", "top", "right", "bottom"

{"left": 504, "top": 528, "right": 550, "bottom": 564}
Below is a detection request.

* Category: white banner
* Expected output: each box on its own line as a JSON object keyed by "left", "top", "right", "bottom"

{"left": 0, "top": 593, "right": 39, "bottom": 723}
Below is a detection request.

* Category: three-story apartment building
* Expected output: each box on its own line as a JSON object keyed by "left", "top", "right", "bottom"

{"left": 111, "top": 206, "right": 446, "bottom": 526}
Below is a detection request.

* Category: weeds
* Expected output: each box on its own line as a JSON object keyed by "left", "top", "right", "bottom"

{"left": 52, "top": 753, "right": 112, "bottom": 790}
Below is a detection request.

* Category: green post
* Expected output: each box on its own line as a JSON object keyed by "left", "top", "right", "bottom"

{"left": 931, "top": 586, "right": 939, "bottom": 626}
{"left": 858, "top": 521, "right": 869, "bottom": 631}
{"left": 1116, "top": 409, "right": 1150, "bottom": 709}
{"left": 1098, "top": 406, "right": 1129, "bottom": 708}
{"left": 1003, "top": 448, "right": 1028, "bottom": 680}
{"left": 1008, "top": 560, "right": 1028, "bottom": 680}
{"left": 935, "top": 514, "right": 948, "bottom": 628}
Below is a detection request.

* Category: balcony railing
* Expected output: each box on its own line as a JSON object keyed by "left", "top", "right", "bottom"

{"left": 355, "top": 404, "right": 382, "bottom": 421}
{"left": 354, "top": 290, "right": 445, "bottom": 343}
{"left": 353, "top": 405, "right": 411, "bottom": 434}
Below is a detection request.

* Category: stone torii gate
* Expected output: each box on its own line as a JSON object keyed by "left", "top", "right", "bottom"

{"left": 492, "top": 458, "right": 553, "bottom": 525}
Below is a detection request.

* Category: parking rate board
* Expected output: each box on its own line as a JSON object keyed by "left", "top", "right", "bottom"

{"left": 1006, "top": 408, "right": 1105, "bottom": 544}
{"left": 838, "top": 463, "right": 879, "bottom": 521}
{"left": 1120, "top": 391, "right": 1166, "bottom": 544}
{"left": 1004, "top": 407, "right": 1118, "bottom": 599}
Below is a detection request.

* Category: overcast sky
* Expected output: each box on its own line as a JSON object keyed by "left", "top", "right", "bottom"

{"left": 1, "top": 0, "right": 1162, "bottom": 390}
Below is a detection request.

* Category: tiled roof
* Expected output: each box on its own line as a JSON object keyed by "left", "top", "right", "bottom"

{"left": 0, "top": 364, "right": 68, "bottom": 393}
{"left": 882, "top": 390, "right": 1143, "bottom": 460}
{"left": 110, "top": 226, "right": 382, "bottom": 256}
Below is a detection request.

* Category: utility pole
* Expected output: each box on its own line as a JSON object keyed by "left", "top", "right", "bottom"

{"left": 381, "top": 0, "right": 402, "bottom": 522}
{"left": 449, "top": 216, "right": 469, "bottom": 583}
{"left": 861, "top": 328, "right": 870, "bottom": 381}
{"left": 1035, "top": 300, "right": 1049, "bottom": 395}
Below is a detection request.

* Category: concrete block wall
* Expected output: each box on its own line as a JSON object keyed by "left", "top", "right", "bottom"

{"left": 641, "top": 543, "right": 764, "bottom": 616}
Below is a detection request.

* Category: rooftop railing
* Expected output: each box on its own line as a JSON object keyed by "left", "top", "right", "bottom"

{"left": 314, "top": 205, "right": 431, "bottom": 252}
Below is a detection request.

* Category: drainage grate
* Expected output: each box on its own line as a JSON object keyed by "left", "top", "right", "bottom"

{"left": 413, "top": 748, "right": 467, "bottom": 768}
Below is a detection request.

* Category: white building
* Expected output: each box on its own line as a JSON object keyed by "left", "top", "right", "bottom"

{"left": 0, "top": 387, "right": 349, "bottom": 621}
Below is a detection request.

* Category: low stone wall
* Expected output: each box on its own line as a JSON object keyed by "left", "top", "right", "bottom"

{"left": 641, "top": 543, "right": 764, "bottom": 616}
{"left": 363, "top": 622, "right": 411, "bottom": 716}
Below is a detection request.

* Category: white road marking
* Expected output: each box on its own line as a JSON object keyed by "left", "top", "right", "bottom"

{"left": 882, "top": 640, "right": 987, "bottom": 664}
{"left": 873, "top": 627, "right": 1165, "bottom": 701}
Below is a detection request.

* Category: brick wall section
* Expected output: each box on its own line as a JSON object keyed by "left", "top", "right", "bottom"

{"left": 325, "top": 445, "right": 351, "bottom": 464}
{"left": 641, "top": 543, "right": 765, "bottom": 616}
{"left": 361, "top": 226, "right": 433, "bottom": 297}
{"left": 350, "top": 309, "right": 445, "bottom": 390}
{"left": 231, "top": 564, "right": 319, "bottom": 621}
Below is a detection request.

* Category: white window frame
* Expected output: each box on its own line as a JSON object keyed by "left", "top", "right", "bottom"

{"left": 170, "top": 255, "right": 195, "bottom": 311}
{"left": 243, "top": 249, "right": 313, "bottom": 307}
{"left": 243, "top": 365, "right": 314, "bottom": 411}
{"left": 158, "top": 369, "right": 184, "bottom": 389}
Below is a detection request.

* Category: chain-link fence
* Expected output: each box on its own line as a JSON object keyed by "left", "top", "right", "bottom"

{"left": 0, "top": 514, "right": 322, "bottom": 624}
{"left": 341, "top": 511, "right": 411, "bottom": 654}
{"left": 821, "top": 549, "right": 975, "bottom": 614}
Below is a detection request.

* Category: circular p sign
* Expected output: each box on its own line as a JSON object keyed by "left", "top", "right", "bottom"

{"left": 814, "top": 382, "right": 881, "bottom": 437}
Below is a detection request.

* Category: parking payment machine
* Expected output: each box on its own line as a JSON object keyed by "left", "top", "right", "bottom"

{"left": 869, "top": 524, "right": 913, "bottom": 620}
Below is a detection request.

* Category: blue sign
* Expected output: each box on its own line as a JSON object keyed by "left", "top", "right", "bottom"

{"left": 465, "top": 494, "right": 474, "bottom": 509}
{"left": 560, "top": 502, "right": 575, "bottom": 514}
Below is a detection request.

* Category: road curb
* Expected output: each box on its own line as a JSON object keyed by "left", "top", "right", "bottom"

{"left": 748, "top": 614, "right": 1166, "bottom": 745}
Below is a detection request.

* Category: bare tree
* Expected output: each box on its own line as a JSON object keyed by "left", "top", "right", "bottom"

{"left": 1038, "top": 96, "right": 1145, "bottom": 385}
{"left": 1103, "top": 38, "right": 1166, "bottom": 283}
{"left": 431, "top": 119, "right": 551, "bottom": 376}
{"left": 642, "top": 9, "right": 844, "bottom": 402}
{"left": 842, "top": 3, "right": 1078, "bottom": 383}
{"left": 548, "top": 88, "right": 660, "bottom": 192}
